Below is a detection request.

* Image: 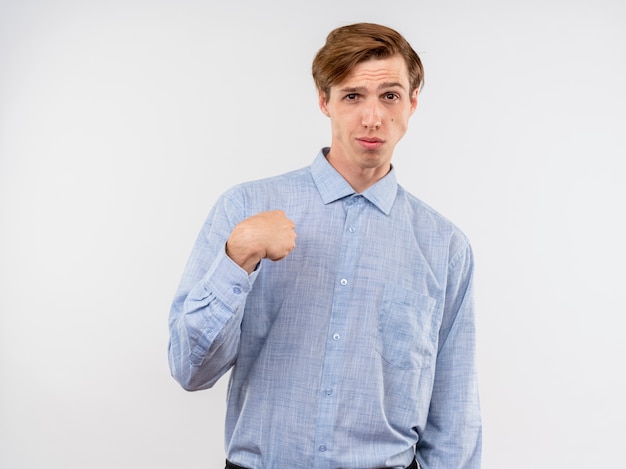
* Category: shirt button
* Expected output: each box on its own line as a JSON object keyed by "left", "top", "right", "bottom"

{"left": 325, "top": 388, "right": 333, "bottom": 396}
{"left": 332, "top": 333, "right": 340, "bottom": 341}
{"left": 319, "top": 445, "right": 327, "bottom": 452}
{"left": 233, "top": 286, "right": 242, "bottom": 294}
{"left": 348, "top": 226, "right": 356, "bottom": 233}
{"left": 340, "top": 278, "right": 348, "bottom": 286}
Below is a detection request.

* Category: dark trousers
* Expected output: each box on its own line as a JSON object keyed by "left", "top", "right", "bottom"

{"left": 226, "top": 458, "right": 420, "bottom": 469}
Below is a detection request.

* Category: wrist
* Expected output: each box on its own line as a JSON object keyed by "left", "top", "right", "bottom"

{"left": 225, "top": 242, "right": 262, "bottom": 275}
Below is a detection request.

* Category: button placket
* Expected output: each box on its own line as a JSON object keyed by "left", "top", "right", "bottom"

{"left": 314, "top": 196, "right": 364, "bottom": 463}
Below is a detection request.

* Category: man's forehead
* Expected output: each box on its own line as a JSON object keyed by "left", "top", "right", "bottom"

{"left": 336, "top": 56, "right": 410, "bottom": 89}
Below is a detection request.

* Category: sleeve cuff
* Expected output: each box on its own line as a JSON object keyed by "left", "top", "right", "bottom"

{"left": 202, "top": 247, "right": 260, "bottom": 312}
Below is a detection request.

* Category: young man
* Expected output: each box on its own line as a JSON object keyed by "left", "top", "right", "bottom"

{"left": 169, "top": 23, "right": 481, "bottom": 469}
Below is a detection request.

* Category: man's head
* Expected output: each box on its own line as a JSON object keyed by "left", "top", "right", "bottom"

{"left": 312, "top": 23, "right": 424, "bottom": 100}
{"left": 312, "top": 23, "right": 424, "bottom": 191}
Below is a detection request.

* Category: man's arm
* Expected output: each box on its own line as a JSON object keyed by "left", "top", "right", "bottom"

{"left": 168, "top": 193, "right": 296, "bottom": 391}
{"left": 416, "top": 242, "right": 482, "bottom": 468}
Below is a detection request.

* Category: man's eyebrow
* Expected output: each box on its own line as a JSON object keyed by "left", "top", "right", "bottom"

{"left": 379, "top": 81, "right": 406, "bottom": 90}
{"left": 338, "top": 82, "right": 407, "bottom": 93}
{"left": 339, "top": 86, "right": 367, "bottom": 93}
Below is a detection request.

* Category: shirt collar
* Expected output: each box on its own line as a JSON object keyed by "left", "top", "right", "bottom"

{"left": 311, "top": 148, "right": 398, "bottom": 215}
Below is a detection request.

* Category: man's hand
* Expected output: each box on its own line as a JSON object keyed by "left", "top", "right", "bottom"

{"left": 226, "top": 210, "right": 297, "bottom": 274}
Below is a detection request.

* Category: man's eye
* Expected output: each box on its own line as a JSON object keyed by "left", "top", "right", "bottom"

{"left": 345, "top": 93, "right": 358, "bottom": 100}
{"left": 384, "top": 93, "right": 398, "bottom": 100}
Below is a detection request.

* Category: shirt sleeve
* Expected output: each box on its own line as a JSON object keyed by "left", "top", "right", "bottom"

{"left": 168, "top": 191, "right": 259, "bottom": 391}
{"left": 416, "top": 242, "right": 482, "bottom": 468}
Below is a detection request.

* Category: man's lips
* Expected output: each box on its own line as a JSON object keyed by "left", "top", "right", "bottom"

{"left": 356, "top": 137, "right": 384, "bottom": 150}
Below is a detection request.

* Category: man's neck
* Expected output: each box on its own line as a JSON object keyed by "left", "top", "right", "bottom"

{"left": 325, "top": 150, "right": 391, "bottom": 193}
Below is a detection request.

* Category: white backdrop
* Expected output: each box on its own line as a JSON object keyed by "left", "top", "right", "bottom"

{"left": 1, "top": 1, "right": 625, "bottom": 468}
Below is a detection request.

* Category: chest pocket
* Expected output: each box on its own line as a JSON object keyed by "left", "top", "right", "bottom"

{"left": 376, "top": 285, "right": 439, "bottom": 370}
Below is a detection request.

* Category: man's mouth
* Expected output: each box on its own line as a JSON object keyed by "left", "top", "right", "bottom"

{"left": 356, "top": 137, "right": 384, "bottom": 150}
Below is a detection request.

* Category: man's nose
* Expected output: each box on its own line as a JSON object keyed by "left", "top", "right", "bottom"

{"left": 361, "top": 101, "right": 382, "bottom": 129}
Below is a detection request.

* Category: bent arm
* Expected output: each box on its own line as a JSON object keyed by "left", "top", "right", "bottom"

{"left": 168, "top": 194, "right": 259, "bottom": 391}
{"left": 168, "top": 248, "right": 257, "bottom": 390}
{"left": 417, "top": 243, "right": 482, "bottom": 468}
{"left": 168, "top": 192, "right": 296, "bottom": 391}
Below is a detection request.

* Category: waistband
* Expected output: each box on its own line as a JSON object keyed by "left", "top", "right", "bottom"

{"left": 226, "top": 458, "right": 419, "bottom": 469}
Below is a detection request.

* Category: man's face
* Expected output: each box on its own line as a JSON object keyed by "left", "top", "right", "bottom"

{"left": 319, "top": 54, "right": 418, "bottom": 183}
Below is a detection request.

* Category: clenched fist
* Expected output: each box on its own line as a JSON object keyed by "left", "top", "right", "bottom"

{"left": 226, "top": 210, "right": 297, "bottom": 274}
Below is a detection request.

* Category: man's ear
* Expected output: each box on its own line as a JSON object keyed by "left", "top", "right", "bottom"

{"left": 409, "top": 88, "right": 419, "bottom": 116}
{"left": 318, "top": 89, "right": 330, "bottom": 117}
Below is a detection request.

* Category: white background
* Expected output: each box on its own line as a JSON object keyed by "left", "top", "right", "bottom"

{"left": 1, "top": 1, "right": 625, "bottom": 468}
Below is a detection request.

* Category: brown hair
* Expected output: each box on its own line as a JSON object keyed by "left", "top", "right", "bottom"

{"left": 312, "top": 23, "right": 424, "bottom": 97}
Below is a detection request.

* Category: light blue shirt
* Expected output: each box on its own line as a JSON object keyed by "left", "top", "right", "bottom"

{"left": 168, "top": 149, "right": 481, "bottom": 469}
